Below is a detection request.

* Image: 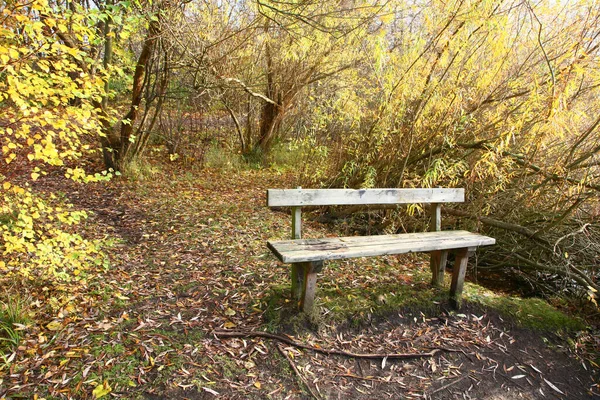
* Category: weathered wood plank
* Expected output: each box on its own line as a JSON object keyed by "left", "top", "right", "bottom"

{"left": 449, "top": 247, "right": 475, "bottom": 309}
{"left": 269, "top": 231, "right": 493, "bottom": 252}
{"left": 267, "top": 188, "right": 464, "bottom": 207}
{"left": 430, "top": 203, "right": 442, "bottom": 231}
{"left": 290, "top": 206, "right": 303, "bottom": 299}
{"left": 430, "top": 250, "right": 448, "bottom": 287}
{"left": 291, "top": 262, "right": 306, "bottom": 301}
{"left": 272, "top": 230, "right": 484, "bottom": 250}
{"left": 267, "top": 231, "right": 495, "bottom": 263}
{"left": 276, "top": 237, "right": 493, "bottom": 263}
{"left": 300, "top": 263, "right": 319, "bottom": 312}
{"left": 429, "top": 203, "right": 447, "bottom": 286}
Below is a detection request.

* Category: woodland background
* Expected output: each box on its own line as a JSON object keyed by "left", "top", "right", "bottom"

{"left": 1, "top": 0, "right": 600, "bottom": 397}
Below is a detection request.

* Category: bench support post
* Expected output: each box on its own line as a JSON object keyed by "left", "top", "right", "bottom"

{"left": 290, "top": 205, "right": 303, "bottom": 299}
{"left": 449, "top": 247, "right": 476, "bottom": 309}
{"left": 291, "top": 263, "right": 304, "bottom": 301}
{"left": 430, "top": 250, "right": 448, "bottom": 287}
{"left": 299, "top": 261, "right": 322, "bottom": 312}
{"left": 429, "top": 203, "right": 448, "bottom": 286}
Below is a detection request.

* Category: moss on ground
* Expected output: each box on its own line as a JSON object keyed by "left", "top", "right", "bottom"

{"left": 263, "top": 261, "right": 584, "bottom": 334}
{"left": 463, "top": 283, "right": 585, "bottom": 331}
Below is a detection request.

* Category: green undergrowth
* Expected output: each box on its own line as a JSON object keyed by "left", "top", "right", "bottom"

{"left": 262, "top": 263, "right": 585, "bottom": 335}
{"left": 463, "top": 284, "right": 586, "bottom": 331}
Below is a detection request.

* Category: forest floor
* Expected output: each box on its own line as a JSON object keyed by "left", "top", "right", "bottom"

{"left": 1, "top": 160, "right": 599, "bottom": 399}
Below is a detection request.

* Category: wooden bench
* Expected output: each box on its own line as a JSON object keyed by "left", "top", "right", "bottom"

{"left": 266, "top": 188, "right": 495, "bottom": 312}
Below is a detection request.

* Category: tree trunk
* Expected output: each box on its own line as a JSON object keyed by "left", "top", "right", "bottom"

{"left": 256, "top": 99, "right": 281, "bottom": 154}
{"left": 99, "top": 18, "right": 160, "bottom": 170}
{"left": 254, "top": 41, "right": 281, "bottom": 155}
{"left": 102, "top": 0, "right": 113, "bottom": 111}
{"left": 118, "top": 19, "right": 160, "bottom": 164}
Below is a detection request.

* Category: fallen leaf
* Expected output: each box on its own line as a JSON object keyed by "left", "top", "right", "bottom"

{"left": 46, "top": 320, "right": 62, "bottom": 331}
{"left": 529, "top": 364, "right": 542, "bottom": 373}
{"left": 202, "top": 387, "right": 219, "bottom": 395}
{"left": 254, "top": 381, "right": 261, "bottom": 389}
{"left": 225, "top": 308, "right": 236, "bottom": 316}
{"left": 92, "top": 381, "right": 112, "bottom": 399}
{"left": 543, "top": 378, "right": 565, "bottom": 395}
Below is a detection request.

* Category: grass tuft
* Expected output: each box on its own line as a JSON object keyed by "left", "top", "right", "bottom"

{"left": 121, "top": 157, "right": 163, "bottom": 181}
{"left": 0, "top": 296, "right": 30, "bottom": 354}
{"left": 205, "top": 145, "right": 246, "bottom": 170}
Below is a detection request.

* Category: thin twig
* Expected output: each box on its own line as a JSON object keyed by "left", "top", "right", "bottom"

{"left": 526, "top": 1, "right": 555, "bottom": 106}
{"left": 497, "top": 371, "right": 529, "bottom": 390}
{"left": 336, "top": 373, "right": 397, "bottom": 383}
{"left": 553, "top": 223, "right": 591, "bottom": 254}
{"left": 213, "top": 330, "right": 453, "bottom": 360}
{"left": 276, "top": 343, "right": 321, "bottom": 400}
{"left": 427, "top": 374, "right": 469, "bottom": 395}
{"left": 217, "top": 75, "right": 280, "bottom": 106}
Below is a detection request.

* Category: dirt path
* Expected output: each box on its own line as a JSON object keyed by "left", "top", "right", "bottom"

{"left": 1, "top": 167, "right": 598, "bottom": 399}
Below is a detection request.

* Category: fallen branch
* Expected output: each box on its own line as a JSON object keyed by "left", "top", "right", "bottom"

{"left": 511, "top": 252, "right": 599, "bottom": 292}
{"left": 213, "top": 330, "right": 455, "bottom": 360}
{"left": 276, "top": 343, "right": 321, "bottom": 400}
{"left": 442, "top": 208, "right": 550, "bottom": 245}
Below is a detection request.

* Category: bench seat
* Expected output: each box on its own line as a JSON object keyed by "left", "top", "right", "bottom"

{"left": 268, "top": 230, "right": 495, "bottom": 263}
{"left": 266, "top": 187, "right": 496, "bottom": 312}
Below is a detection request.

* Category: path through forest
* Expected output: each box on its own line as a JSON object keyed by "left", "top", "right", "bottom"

{"left": 2, "top": 167, "right": 598, "bottom": 399}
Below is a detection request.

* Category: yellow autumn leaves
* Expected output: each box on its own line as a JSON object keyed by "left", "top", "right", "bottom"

{"left": 1, "top": 0, "right": 103, "bottom": 167}
{"left": 1, "top": 0, "right": 108, "bottom": 285}
{"left": 1, "top": 184, "right": 105, "bottom": 283}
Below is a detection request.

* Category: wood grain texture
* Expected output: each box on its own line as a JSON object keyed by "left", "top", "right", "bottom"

{"left": 267, "top": 231, "right": 495, "bottom": 263}
{"left": 430, "top": 203, "right": 442, "bottom": 231}
{"left": 450, "top": 248, "right": 475, "bottom": 309}
{"left": 267, "top": 188, "right": 464, "bottom": 207}
{"left": 429, "top": 203, "right": 446, "bottom": 286}
{"left": 430, "top": 250, "right": 448, "bottom": 287}
{"left": 300, "top": 263, "right": 318, "bottom": 312}
{"left": 290, "top": 263, "right": 306, "bottom": 301}
{"left": 291, "top": 207, "right": 302, "bottom": 239}
{"left": 290, "top": 203, "right": 303, "bottom": 299}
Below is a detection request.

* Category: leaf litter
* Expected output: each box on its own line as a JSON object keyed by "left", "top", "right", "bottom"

{"left": 0, "top": 166, "right": 598, "bottom": 399}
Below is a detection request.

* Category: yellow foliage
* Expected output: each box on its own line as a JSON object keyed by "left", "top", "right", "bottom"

{"left": 1, "top": 184, "right": 106, "bottom": 284}
{"left": 0, "top": 1, "right": 108, "bottom": 286}
{"left": 92, "top": 381, "right": 112, "bottom": 399}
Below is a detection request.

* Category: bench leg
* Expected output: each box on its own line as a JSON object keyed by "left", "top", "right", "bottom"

{"left": 449, "top": 247, "right": 475, "bottom": 309}
{"left": 430, "top": 250, "right": 448, "bottom": 287}
{"left": 299, "top": 261, "right": 322, "bottom": 312}
{"left": 291, "top": 263, "right": 305, "bottom": 302}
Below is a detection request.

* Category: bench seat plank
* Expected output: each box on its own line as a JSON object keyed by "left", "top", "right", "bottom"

{"left": 268, "top": 230, "right": 495, "bottom": 263}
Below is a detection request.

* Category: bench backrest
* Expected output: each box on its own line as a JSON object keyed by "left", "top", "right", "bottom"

{"left": 267, "top": 188, "right": 464, "bottom": 207}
